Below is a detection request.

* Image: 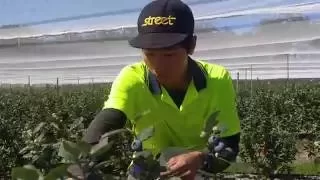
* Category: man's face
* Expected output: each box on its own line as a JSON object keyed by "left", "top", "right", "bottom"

{"left": 142, "top": 46, "right": 188, "bottom": 84}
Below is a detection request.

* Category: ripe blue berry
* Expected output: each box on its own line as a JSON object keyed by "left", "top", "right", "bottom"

{"left": 131, "top": 139, "right": 142, "bottom": 151}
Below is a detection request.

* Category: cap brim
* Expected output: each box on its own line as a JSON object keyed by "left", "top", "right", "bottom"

{"left": 128, "top": 33, "right": 188, "bottom": 49}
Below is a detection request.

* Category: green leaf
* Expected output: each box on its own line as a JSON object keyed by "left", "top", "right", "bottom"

{"left": 49, "top": 122, "right": 59, "bottom": 130}
{"left": 58, "top": 140, "right": 81, "bottom": 162}
{"left": 11, "top": 165, "right": 42, "bottom": 180}
{"left": 34, "top": 132, "right": 45, "bottom": 143}
{"left": 137, "top": 126, "right": 154, "bottom": 142}
{"left": 90, "top": 139, "right": 114, "bottom": 158}
{"left": 69, "top": 117, "right": 84, "bottom": 130}
{"left": 44, "top": 164, "right": 70, "bottom": 180}
{"left": 103, "top": 174, "right": 115, "bottom": 180}
{"left": 93, "top": 161, "right": 111, "bottom": 170}
{"left": 33, "top": 122, "right": 46, "bottom": 134}
{"left": 77, "top": 141, "right": 92, "bottom": 157}
{"left": 158, "top": 147, "right": 191, "bottom": 166}
{"left": 31, "top": 154, "right": 40, "bottom": 163}
{"left": 19, "top": 146, "right": 30, "bottom": 155}
{"left": 22, "top": 153, "right": 34, "bottom": 159}
{"left": 66, "top": 164, "right": 84, "bottom": 179}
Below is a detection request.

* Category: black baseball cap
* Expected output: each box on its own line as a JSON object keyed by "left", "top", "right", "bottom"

{"left": 129, "top": 0, "right": 195, "bottom": 49}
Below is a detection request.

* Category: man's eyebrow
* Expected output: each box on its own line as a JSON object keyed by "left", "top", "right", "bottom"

{"left": 163, "top": 45, "right": 181, "bottom": 50}
{"left": 143, "top": 47, "right": 179, "bottom": 53}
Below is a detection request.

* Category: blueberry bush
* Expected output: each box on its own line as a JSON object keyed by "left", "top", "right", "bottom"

{"left": 1, "top": 80, "right": 319, "bottom": 179}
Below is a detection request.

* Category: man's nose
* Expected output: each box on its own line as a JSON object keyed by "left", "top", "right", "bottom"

{"left": 153, "top": 55, "right": 171, "bottom": 65}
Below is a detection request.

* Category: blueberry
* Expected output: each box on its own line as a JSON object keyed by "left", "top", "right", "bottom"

{"left": 208, "top": 136, "right": 215, "bottom": 144}
{"left": 131, "top": 139, "right": 142, "bottom": 151}
{"left": 208, "top": 136, "right": 220, "bottom": 146}
{"left": 129, "top": 163, "right": 143, "bottom": 177}
{"left": 214, "top": 141, "right": 225, "bottom": 152}
{"left": 133, "top": 164, "right": 143, "bottom": 174}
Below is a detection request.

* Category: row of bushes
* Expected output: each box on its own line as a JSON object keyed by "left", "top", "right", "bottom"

{"left": 238, "top": 84, "right": 320, "bottom": 176}
{"left": 0, "top": 81, "right": 319, "bottom": 178}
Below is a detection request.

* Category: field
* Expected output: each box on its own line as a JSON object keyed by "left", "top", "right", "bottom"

{"left": 1, "top": 79, "right": 319, "bottom": 179}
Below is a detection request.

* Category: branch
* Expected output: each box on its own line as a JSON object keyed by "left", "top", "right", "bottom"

{"left": 77, "top": 162, "right": 86, "bottom": 180}
{"left": 66, "top": 171, "right": 83, "bottom": 180}
{"left": 100, "top": 128, "right": 131, "bottom": 139}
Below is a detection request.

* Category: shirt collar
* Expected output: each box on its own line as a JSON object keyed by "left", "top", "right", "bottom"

{"left": 146, "top": 57, "right": 207, "bottom": 94}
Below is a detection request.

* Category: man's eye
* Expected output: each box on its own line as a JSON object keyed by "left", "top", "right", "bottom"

{"left": 164, "top": 53, "right": 174, "bottom": 57}
{"left": 145, "top": 53, "right": 155, "bottom": 57}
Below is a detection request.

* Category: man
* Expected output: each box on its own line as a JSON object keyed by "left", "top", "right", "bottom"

{"left": 83, "top": 0, "right": 241, "bottom": 179}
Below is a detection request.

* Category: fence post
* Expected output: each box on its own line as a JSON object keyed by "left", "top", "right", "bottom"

{"left": 236, "top": 71, "right": 240, "bottom": 93}
{"left": 91, "top": 78, "right": 94, "bottom": 90}
{"left": 286, "top": 54, "right": 290, "bottom": 86}
{"left": 250, "top": 64, "right": 253, "bottom": 98}
{"left": 17, "top": 38, "right": 21, "bottom": 48}
{"left": 28, "top": 75, "right": 31, "bottom": 93}
{"left": 56, "top": 77, "right": 59, "bottom": 95}
{"left": 245, "top": 68, "right": 248, "bottom": 90}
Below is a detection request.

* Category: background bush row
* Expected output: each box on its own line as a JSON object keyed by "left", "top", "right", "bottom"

{"left": 0, "top": 80, "right": 319, "bottom": 178}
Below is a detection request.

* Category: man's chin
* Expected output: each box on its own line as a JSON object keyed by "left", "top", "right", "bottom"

{"left": 157, "top": 74, "right": 176, "bottom": 81}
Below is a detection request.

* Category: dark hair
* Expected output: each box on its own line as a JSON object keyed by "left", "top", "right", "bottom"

{"left": 177, "top": 35, "right": 196, "bottom": 54}
{"left": 153, "top": 35, "right": 196, "bottom": 53}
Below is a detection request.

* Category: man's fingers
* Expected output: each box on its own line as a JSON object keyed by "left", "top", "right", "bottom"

{"left": 160, "top": 165, "right": 177, "bottom": 177}
{"left": 160, "top": 162, "right": 194, "bottom": 179}
{"left": 167, "top": 162, "right": 181, "bottom": 171}
{"left": 181, "top": 173, "right": 196, "bottom": 180}
{"left": 160, "top": 171, "right": 170, "bottom": 178}
{"left": 166, "top": 169, "right": 190, "bottom": 179}
{"left": 160, "top": 169, "right": 189, "bottom": 179}
{"left": 167, "top": 161, "right": 177, "bottom": 169}
{"left": 168, "top": 163, "right": 190, "bottom": 177}
{"left": 160, "top": 170, "right": 179, "bottom": 178}
{"left": 167, "top": 157, "right": 177, "bottom": 166}
{"left": 179, "top": 169, "right": 191, "bottom": 177}
{"left": 180, "top": 170, "right": 198, "bottom": 180}
{"left": 160, "top": 162, "right": 184, "bottom": 177}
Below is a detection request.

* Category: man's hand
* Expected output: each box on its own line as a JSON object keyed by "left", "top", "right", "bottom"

{"left": 160, "top": 151, "right": 205, "bottom": 180}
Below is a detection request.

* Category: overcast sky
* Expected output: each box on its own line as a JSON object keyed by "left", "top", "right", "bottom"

{"left": 0, "top": 0, "right": 319, "bottom": 35}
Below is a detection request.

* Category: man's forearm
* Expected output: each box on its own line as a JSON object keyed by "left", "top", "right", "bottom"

{"left": 82, "top": 108, "right": 127, "bottom": 144}
{"left": 68, "top": 108, "right": 127, "bottom": 178}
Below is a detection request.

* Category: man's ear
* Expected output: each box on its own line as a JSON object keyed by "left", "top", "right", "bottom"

{"left": 188, "top": 35, "right": 197, "bottom": 55}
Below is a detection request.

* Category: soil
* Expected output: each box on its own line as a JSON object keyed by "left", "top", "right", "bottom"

{"left": 295, "top": 139, "right": 317, "bottom": 163}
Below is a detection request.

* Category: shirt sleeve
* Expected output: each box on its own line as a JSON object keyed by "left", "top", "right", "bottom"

{"left": 82, "top": 108, "right": 127, "bottom": 144}
{"left": 217, "top": 69, "right": 241, "bottom": 138}
{"left": 103, "top": 65, "right": 138, "bottom": 122}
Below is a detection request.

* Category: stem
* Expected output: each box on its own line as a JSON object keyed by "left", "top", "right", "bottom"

{"left": 77, "top": 162, "right": 86, "bottom": 180}
{"left": 67, "top": 171, "right": 82, "bottom": 180}
{"left": 100, "top": 128, "right": 131, "bottom": 139}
